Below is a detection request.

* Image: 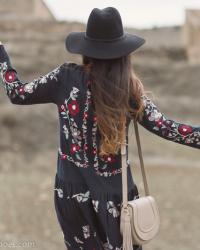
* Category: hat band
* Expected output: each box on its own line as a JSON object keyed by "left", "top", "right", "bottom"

{"left": 84, "top": 33, "right": 126, "bottom": 43}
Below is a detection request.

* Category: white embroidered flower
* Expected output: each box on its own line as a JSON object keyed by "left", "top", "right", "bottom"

{"left": 92, "top": 200, "right": 99, "bottom": 212}
{"left": 82, "top": 225, "right": 90, "bottom": 239}
{"left": 54, "top": 188, "right": 63, "bottom": 198}
{"left": 74, "top": 236, "right": 84, "bottom": 244}
{"left": 70, "top": 87, "right": 79, "bottom": 100}
{"left": 148, "top": 109, "right": 162, "bottom": 121}
{"left": 107, "top": 201, "right": 120, "bottom": 218}
{"left": 62, "top": 125, "right": 69, "bottom": 139}
{"left": 64, "top": 239, "right": 71, "bottom": 247}
{"left": 103, "top": 236, "right": 113, "bottom": 250}
{"left": 39, "top": 76, "right": 48, "bottom": 84}
{"left": 0, "top": 62, "right": 8, "bottom": 71}
{"left": 72, "top": 190, "right": 90, "bottom": 202}
{"left": 24, "top": 82, "right": 34, "bottom": 93}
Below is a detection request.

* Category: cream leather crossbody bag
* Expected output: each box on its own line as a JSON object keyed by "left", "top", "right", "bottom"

{"left": 120, "top": 117, "right": 160, "bottom": 249}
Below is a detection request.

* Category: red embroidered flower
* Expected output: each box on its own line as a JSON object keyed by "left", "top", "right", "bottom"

{"left": 178, "top": 125, "right": 193, "bottom": 136}
{"left": 68, "top": 100, "right": 80, "bottom": 116}
{"left": 70, "top": 144, "right": 80, "bottom": 154}
{"left": 155, "top": 118, "right": 163, "bottom": 127}
{"left": 5, "top": 70, "right": 16, "bottom": 83}
{"left": 102, "top": 154, "right": 116, "bottom": 163}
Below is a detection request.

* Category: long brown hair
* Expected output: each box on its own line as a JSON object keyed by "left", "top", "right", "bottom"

{"left": 82, "top": 54, "right": 150, "bottom": 157}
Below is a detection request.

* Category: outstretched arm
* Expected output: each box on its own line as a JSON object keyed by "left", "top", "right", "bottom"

{"left": 137, "top": 94, "right": 200, "bottom": 149}
{"left": 0, "top": 42, "right": 64, "bottom": 105}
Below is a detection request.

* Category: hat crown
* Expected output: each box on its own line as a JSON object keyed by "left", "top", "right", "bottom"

{"left": 86, "top": 7, "right": 124, "bottom": 41}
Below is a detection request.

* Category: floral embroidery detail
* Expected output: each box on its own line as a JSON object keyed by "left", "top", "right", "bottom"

{"left": 58, "top": 85, "right": 125, "bottom": 177}
{"left": 58, "top": 86, "right": 92, "bottom": 167}
{"left": 82, "top": 225, "right": 90, "bottom": 239}
{"left": 54, "top": 188, "right": 63, "bottom": 198}
{"left": 68, "top": 100, "right": 80, "bottom": 116}
{"left": 64, "top": 239, "right": 71, "bottom": 247}
{"left": 72, "top": 190, "right": 90, "bottom": 202}
{"left": 140, "top": 95, "right": 200, "bottom": 148}
{"left": 84, "top": 143, "right": 88, "bottom": 150}
{"left": 102, "top": 236, "right": 114, "bottom": 250}
{"left": 102, "top": 236, "right": 123, "bottom": 250}
{"left": 74, "top": 236, "right": 84, "bottom": 244}
{"left": 59, "top": 86, "right": 88, "bottom": 166}
{"left": 178, "top": 124, "right": 193, "bottom": 136}
{"left": 101, "top": 154, "right": 117, "bottom": 164}
{"left": 5, "top": 70, "right": 15, "bottom": 83}
{"left": 70, "top": 144, "right": 81, "bottom": 154}
{"left": 83, "top": 111, "right": 88, "bottom": 119}
{"left": 23, "top": 82, "right": 35, "bottom": 93}
{"left": 62, "top": 124, "right": 69, "bottom": 140}
{"left": 92, "top": 200, "right": 99, "bottom": 212}
{"left": 107, "top": 201, "right": 120, "bottom": 218}
{"left": 91, "top": 112, "right": 122, "bottom": 177}
{"left": 0, "top": 61, "right": 61, "bottom": 100}
{"left": 58, "top": 147, "right": 88, "bottom": 168}
{"left": 81, "top": 89, "right": 91, "bottom": 165}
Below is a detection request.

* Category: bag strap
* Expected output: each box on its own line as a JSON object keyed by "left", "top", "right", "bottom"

{"left": 121, "top": 117, "right": 150, "bottom": 207}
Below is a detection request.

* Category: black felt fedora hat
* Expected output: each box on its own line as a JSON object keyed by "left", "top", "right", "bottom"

{"left": 65, "top": 7, "right": 146, "bottom": 59}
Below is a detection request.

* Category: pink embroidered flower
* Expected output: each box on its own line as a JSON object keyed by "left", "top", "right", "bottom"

{"left": 92, "top": 148, "right": 97, "bottom": 154}
{"left": 5, "top": 70, "right": 16, "bottom": 83}
{"left": 178, "top": 125, "right": 193, "bottom": 136}
{"left": 61, "top": 154, "right": 67, "bottom": 159}
{"left": 155, "top": 118, "right": 163, "bottom": 127}
{"left": 17, "top": 86, "right": 25, "bottom": 95}
{"left": 59, "top": 104, "right": 65, "bottom": 112}
{"left": 93, "top": 115, "right": 97, "bottom": 122}
{"left": 84, "top": 144, "right": 88, "bottom": 150}
{"left": 68, "top": 100, "right": 80, "bottom": 116}
{"left": 70, "top": 144, "right": 80, "bottom": 154}
{"left": 83, "top": 112, "right": 88, "bottom": 119}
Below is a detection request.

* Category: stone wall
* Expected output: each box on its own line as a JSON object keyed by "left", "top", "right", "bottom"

{"left": 183, "top": 9, "right": 200, "bottom": 64}
{"left": 0, "top": 0, "right": 55, "bottom": 20}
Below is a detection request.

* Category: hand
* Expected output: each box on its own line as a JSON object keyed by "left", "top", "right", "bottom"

{"left": 0, "top": 41, "right": 2, "bottom": 45}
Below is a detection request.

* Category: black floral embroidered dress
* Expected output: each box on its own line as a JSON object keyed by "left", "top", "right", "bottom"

{"left": 0, "top": 44, "right": 200, "bottom": 250}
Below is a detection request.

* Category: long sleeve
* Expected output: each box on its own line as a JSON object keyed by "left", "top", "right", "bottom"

{"left": 0, "top": 44, "right": 64, "bottom": 105}
{"left": 137, "top": 94, "right": 200, "bottom": 149}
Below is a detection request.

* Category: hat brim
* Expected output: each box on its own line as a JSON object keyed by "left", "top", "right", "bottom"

{"left": 65, "top": 32, "right": 145, "bottom": 59}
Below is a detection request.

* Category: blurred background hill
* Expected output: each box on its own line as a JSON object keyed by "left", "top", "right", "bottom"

{"left": 0, "top": 1, "right": 200, "bottom": 250}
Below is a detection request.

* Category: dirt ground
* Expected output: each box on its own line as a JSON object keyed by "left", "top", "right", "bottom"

{"left": 0, "top": 162, "right": 200, "bottom": 250}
